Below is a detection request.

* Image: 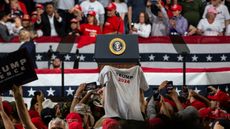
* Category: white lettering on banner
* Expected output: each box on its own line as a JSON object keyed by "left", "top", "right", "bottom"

{"left": 0, "top": 59, "right": 27, "bottom": 81}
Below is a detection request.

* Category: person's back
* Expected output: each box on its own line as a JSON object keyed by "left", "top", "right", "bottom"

{"left": 18, "top": 29, "right": 37, "bottom": 68}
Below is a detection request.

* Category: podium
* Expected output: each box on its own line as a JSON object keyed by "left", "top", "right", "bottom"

{"left": 94, "top": 35, "right": 139, "bottom": 71}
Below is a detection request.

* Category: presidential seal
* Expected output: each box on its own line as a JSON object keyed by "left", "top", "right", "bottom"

{"left": 109, "top": 38, "right": 126, "bottom": 55}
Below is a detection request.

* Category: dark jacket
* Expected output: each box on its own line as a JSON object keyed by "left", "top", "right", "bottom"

{"left": 35, "top": 13, "right": 65, "bottom": 37}
{"left": 0, "top": 22, "right": 13, "bottom": 42}
{"left": 19, "top": 40, "right": 37, "bottom": 68}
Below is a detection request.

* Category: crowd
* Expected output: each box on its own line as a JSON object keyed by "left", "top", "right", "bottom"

{"left": 0, "top": 65, "right": 229, "bottom": 129}
{"left": 0, "top": 0, "right": 230, "bottom": 42}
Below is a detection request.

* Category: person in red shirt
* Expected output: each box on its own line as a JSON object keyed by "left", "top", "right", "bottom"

{"left": 103, "top": 2, "right": 124, "bottom": 34}
{"left": 79, "top": 10, "right": 101, "bottom": 37}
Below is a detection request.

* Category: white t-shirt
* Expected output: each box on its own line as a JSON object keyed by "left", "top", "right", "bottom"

{"left": 80, "top": 0, "right": 105, "bottom": 22}
{"left": 114, "top": 2, "right": 128, "bottom": 14}
{"left": 132, "top": 23, "right": 151, "bottom": 38}
{"left": 197, "top": 18, "right": 223, "bottom": 36}
{"left": 225, "top": 24, "right": 230, "bottom": 36}
{"left": 99, "top": 66, "right": 149, "bottom": 121}
{"left": 57, "top": 0, "right": 75, "bottom": 10}
{"left": 202, "top": 4, "right": 230, "bottom": 28}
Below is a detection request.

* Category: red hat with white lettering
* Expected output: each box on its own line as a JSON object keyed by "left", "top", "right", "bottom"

{"left": 74, "top": 4, "right": 82, "bottom": 11}
{"left": 171, "top": 4, "right": 182, "bottom": 11}
{"left": 106, "top": 3, "right": 116, "bottom": 11}
{"left": 87, "top": 11, "right": 96, "bottom": 16}
{"left": 70, "top": 18, "right": 79, "bottom": 23}
{"left": 36, "top": 4, "right": 44, "bottom": 9}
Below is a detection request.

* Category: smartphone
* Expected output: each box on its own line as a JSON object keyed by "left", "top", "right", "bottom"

{"left": 159, "top": 81, "right": 174, "bottom": 97}
{"left": 85, "top": 82, "right": 97, "bottom": 91}
{"left": 166, "top": 81, "right": 174, "bottom": 92}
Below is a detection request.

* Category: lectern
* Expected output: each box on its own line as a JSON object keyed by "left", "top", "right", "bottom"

{"left": 94, "top": 35, "right": 139, "bottom": 71}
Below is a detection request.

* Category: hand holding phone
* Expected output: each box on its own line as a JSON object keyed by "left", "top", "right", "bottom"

{"left": 85, "top": 82, "right": 97, "bottom": 91}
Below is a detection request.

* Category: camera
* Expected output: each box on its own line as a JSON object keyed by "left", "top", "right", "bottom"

{"left": 131, "top": 23, "right": 134, "bottom": 28}
{"left": 85, "top": 82, "right": 97, "bottom": 91}
{"left": 159, "top": 81, "right": 174, "bottom": 97}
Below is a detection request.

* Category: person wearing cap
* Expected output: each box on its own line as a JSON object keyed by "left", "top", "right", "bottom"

{"left": 21, "top": 14, "right": 31, "bottom": 30}
{"left": 103, "top": 2, "right": 124, "bottom": 34}
{"left": 79, "top": 11, "right": 101, "bottom": 37}
{"left": 35, "top": 4, "right": 44, "bottom": 16}
{"left": 69, "top": 4, "right": 86, "bottom": 24}
{"left": 35, "top": 2, "right": 65, "bottom": 36}
{"left": 80, "top": 0, "right": 105, "bottom": 30}
{"left": 202, "top": 0, "right": 230, "bottom": 29}
{"left": 69, "top": 18, "right": 80, "bottom": 36}
{"left": 169, "top": 4, "right": 188, "bottom": 35}
{"left": 197, "top": 6, "right": 223, "bottom": 36}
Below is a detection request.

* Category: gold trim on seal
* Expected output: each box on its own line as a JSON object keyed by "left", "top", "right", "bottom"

{"left": 109, "top": 38, "right": 126, "bottom": 55}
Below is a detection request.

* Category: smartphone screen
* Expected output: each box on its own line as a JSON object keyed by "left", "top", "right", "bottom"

{"left": 85, "top": 82, "right": 97, "bottom": 91}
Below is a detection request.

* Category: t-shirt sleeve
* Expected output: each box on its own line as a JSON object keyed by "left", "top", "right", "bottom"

{"left": 223, "top": 6, "right": 230, "bottom": 20}
{"left": 98, "top": 66, "right": 110, "bottom": 85}
{"left": 138, "top": 67, "right": 149, "bottom": 91}
{"left": 197, "top": 19, "right": 203, "bottom": 30}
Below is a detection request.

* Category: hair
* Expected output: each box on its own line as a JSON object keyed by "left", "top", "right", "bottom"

{"left": 45, "top": 2, "right": 55, "bottom": 7}
{"left": 30, "top": 91, "right": 41, "bottom": 109}
{"left": 137, "top": 11, "right": 150, "bottom": 24}
{"left": 48, "top": 117, "right": 68, "bottom": 129}
{"left": 87, "top": 15, "right": 98, "bottom": 25}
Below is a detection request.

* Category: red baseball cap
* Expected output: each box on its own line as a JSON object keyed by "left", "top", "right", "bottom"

{"left": 70, "top": 18, "right": 79, "bottom": 23}
{"left": 87, "top": 10, "right": 96, "bottom": 16}
{"left": 68, "top": 121, "right": 83, "bottom": 129}
{"left": 74, "top": 4, "right": 82, "bottom": 11}
{"left": 36, "top": 4, "right": 44, "bottom": 9}
{"left": 171, "top": 4, "right": 182, "bottom": 11}
{"left": 31, "top": 117, "right": 48, "bottom": 129}
{"left": 208, "top": 90, "right": 230, "bottom": 102}
{"left": 106, "top": 3, "right": 116, "bottom": 11}
{"left": 66, "top": 112, "right": 83, "bottom": 124}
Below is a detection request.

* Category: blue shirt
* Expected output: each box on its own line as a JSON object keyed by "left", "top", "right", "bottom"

{"left": 170, "top": 15, "right": 188, "bottom": 35}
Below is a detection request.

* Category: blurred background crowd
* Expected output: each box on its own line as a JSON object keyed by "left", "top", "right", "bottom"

{"left": 0, "top": 0, "right": 230, "bottom": 42}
